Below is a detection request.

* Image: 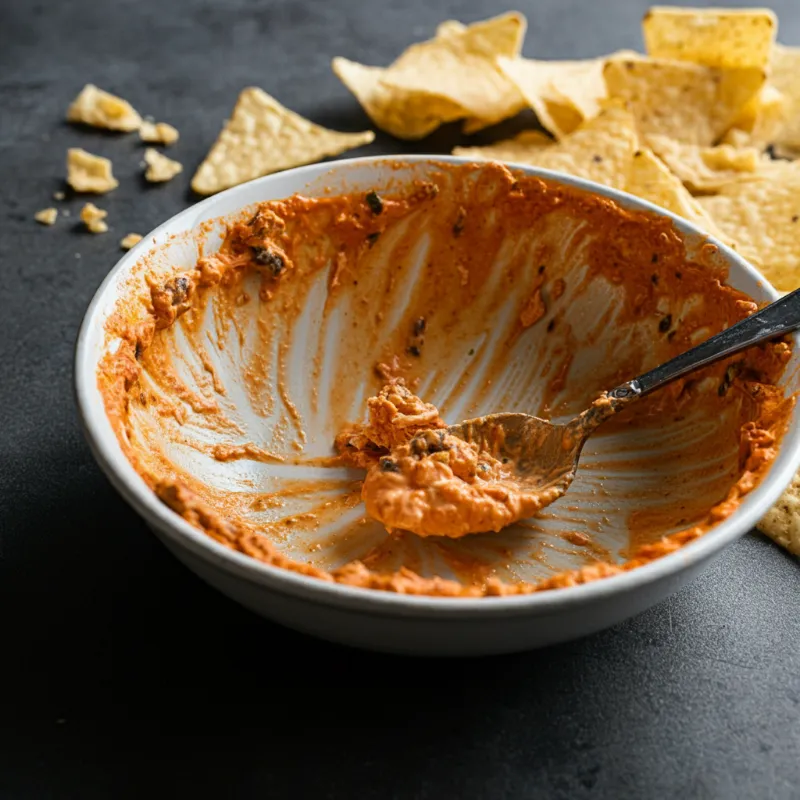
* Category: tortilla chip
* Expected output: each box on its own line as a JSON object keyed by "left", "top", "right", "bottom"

{"left": 497, "top": 56, "right": 603, "bottom": 138}
{"left": 643, "top": 7, "right": 776, "bottom": 69}
{"left": 603, "top": 55, "right": 765, "bottom": 146}
{"left": 67, "top": 83, "right": 142, "bottom": 132}
{"left": 498, "top": 51, "right": 638, "bottom": 139}
{"left": 697, "top": 165, "right": 800, "bottom": 292}
{"left": 332, "top": 58, "right": 463, "bottom": 140}
{"left": 333, "top": 13, "right": 526, "bottom": 138}
{"left": 453, "top": 130, "right": 553, "bottom": 161}
{"left": 80, "top": 202, "right": 108, "bottom": 234}
{"left": 646, "top": 134, "right": 762, "bottom": 192}
{"left": 191, "top": 88, "right": 375, "bottom": 195}
{"left": 66, "top": 148, "right": 119, "bottom": 194}
{"left": 758, "top": 474, "right": 800, "bottom": 556}
{"left": 140, "top": 121, "right": 179, "bottom": 145}
{"left": 34, "top": 208, "right": 58, "bottom": 226}
{"left": 144, "top": 148, "right": 183, "bottom": 183}
{"left": 624, "top": 148, "right": 728, "bottom": 240}
{"left": 452, "top": 105, "right": 638, "bottom": 189}
{"left": 758, "top": 44, "right": 800, "bottom": 151}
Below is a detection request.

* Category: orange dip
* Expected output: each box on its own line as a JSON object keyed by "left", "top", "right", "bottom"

{"left": 338, "top": 382, "right": 562, "bottom": 537}
{"left": 97, "top": 161, "right": 794, "bottom": 598}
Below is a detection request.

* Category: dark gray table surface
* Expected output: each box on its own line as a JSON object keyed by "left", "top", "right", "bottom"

{"left": 2, "top": 0, "right": 799, "bottom": 797}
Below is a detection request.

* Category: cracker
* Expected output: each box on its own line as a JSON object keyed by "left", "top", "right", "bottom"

{"left": 191, "top": 88, "right": 374, "bottom": 195}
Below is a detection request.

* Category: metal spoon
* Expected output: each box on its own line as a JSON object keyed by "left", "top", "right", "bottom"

{"left": 446, "top": 288, "right": 800, "bottom": 504}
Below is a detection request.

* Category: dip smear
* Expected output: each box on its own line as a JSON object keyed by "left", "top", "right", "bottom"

{"left": 97, "top": 161, "right": 793, "bottom": 597}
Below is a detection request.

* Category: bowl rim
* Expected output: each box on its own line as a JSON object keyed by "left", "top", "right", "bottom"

{"left": 74, "top": 154, "right": 800, "bottom": 619}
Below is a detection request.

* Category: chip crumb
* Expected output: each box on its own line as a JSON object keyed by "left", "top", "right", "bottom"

{"left": 66, "top": 83, "right": 142, "bottom": 132}
{"left": 120, "top": 232, "right": 143, "bottom": 250}
{"left": 34, "top": 207, "right": 58, "bottom": 226}
{"left": 53, "top": 190, "right": 65, "bottom": 201}
{"left": 80, "top": 202, "right": 109, "bottom": 234}
{"left": 139, "top": 120, "right": 180, "bottom": 145}
{"left": 67, "top": 148, "right": 119, "bottom": 194}
{"left": 144, "top": 148, "right": 183, "bottom": 182}
{"left": 191, "top": 87, "right": 374, "bottom": 195}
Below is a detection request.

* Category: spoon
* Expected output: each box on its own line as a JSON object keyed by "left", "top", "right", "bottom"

{"left": 446, "top": 288, "right": 800, "bottom": 504}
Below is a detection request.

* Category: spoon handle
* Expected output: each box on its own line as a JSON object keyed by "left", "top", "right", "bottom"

{"left": 609, "top": 287, "right": 800, "bottom": 402}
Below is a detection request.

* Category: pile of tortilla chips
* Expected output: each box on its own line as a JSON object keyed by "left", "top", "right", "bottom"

{"left": 335, "top": 7, "right": 800, "bottom": 298}
{"left": 333, "top": 7, "right": 800, "bottom": 556}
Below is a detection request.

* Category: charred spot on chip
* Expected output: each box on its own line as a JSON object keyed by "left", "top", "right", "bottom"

{"left": 252, "top": 246, "right": 285, "bottom": 276}
{"left": 380, "top": 458, "right": 400, "bottom": 473}
{"left": 793, "top": 215, "right": 799, "bottom": 223}
{"left": 651, "top": 253, "right": 659, "bottom": 264}
{"left": 667, "top": 330, "right": 676, "bottom": 342}
{"left": 547, "top": 319, "right": 556, "bottom": 333}
{"left": 413, "top": 317, "right": 426, "bottom": 336}
{"left": 659, "top": 314, "right": 672, "bottom": 333}
{"left": 538, "top": 264, "right": 546, "bottom": 274}
{"left": 592, "top": 154, "right": 603, "bottom": 163}
{"left": 366, "top": 231, "right": 381, "bottom": 247}
{"left": 134, "top": 341, "right": 143, "bottom": 360}
{"left": 408, "top": 345, "right": 422, "bottom": 357}
{"left": 365, "top": 190, "right": 383, "bottom": 215}
{"left": 675, "top": 271, "right": 682, "bottom": 280}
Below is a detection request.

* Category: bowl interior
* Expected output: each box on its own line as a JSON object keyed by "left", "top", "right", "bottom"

{"left": 86, "top": 158, "right": 800, "bottom": 593}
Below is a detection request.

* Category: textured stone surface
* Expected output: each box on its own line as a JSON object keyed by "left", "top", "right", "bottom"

{"left": 1, "top": 0, "right": 799, "bottom": 797}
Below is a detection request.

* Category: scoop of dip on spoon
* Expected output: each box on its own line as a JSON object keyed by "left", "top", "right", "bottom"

{"left": 338, "top": 289, "right": 800, "bottom": 538}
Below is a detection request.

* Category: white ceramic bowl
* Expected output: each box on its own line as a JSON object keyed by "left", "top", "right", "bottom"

{"left": 75, "top": 156, "right": 800, "bottom": 656}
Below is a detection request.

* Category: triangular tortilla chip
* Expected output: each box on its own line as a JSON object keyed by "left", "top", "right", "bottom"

{"left": 624, "top": 148, "right": 728, "bottom": 240}
{"left": 333, "top": 13, "right": 526, "bottom": 139}
{"left": 642, "top": 7, "right": 777, "bottom": 69}
{"left": 332, "top": 58, "right": 462, "bottom": 140}
{"left": 758, "top": 473, "right": 800, "bottom": 556}
{"left": 191, "top": 88, "right": 375, "bottom": 195}
{"left": 760, "top": 44, "right": 800, "bottom": 151}
{"left": 452, "top": 106, "right": 638, "bottom": 190}
{"left": 385, "top": 12, "right": 527, "bottom": 132}
{"left": 728, "top": 84, "right": 789, "bottom": 145}
{"left": 603, "top": 55, "right": 765, "bottom": 146}
{"left": 498, "top": 51, "right": 638, "bottom": 139}
{"left": 453, "top": 130, "right": 553, "bottom": 161}
{"left": 646, "top": 134, "right": 763, "bottom": 192}
{"left": 697, "top": 164, "right": 800, "bottom": 291}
